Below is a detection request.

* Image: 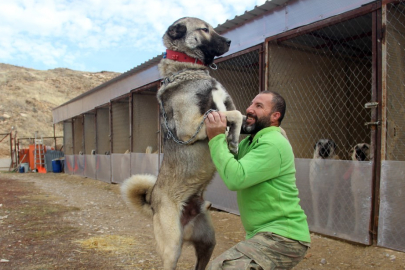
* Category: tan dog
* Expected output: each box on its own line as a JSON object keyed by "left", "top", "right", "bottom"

{"left": 349, "top": 143, "right": 371, "bottom": 162}
{"left": 121, "top": 17, "right": 243, "bottom": 270}
{"left": 309, "top": 139, "right": 340, "bottom": 230}
{"left": 345, "top": 143, "right": 372, "bottom": 234}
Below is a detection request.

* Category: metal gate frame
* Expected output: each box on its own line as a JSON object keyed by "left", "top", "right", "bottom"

{"left": 264, "top": 1, "right": 382, "bottom": 244}
{"left": 214, "top": 44, "right": 265, "bottom": 92}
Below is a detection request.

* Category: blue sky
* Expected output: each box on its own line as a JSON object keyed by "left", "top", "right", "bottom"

{"left": 0, "top": 0, "right": 267, "bottom": 73}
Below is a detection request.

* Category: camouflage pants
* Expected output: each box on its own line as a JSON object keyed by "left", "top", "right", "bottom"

{"left": 208, "top": 232, "right": 309, "bottom": 270}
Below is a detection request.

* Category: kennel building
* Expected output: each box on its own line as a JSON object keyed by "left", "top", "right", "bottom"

{"left": 53, "top": 0, "right": 405, "bottom": 252}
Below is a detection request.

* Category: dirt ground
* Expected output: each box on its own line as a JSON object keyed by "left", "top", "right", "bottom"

{"left": 1, "top": 172, "right": 404, "bottom": 270}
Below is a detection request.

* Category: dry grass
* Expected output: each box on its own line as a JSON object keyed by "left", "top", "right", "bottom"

{"left": 75, "top": 235, "right": 137, "bottom": 253}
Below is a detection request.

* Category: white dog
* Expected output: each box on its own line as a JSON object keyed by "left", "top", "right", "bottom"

{"left": 309, "top": 139, "right": 340, "bottom": 230}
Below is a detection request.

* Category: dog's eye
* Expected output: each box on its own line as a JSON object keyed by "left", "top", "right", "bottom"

{"left": 200, "top": 28, "right": 209, "bottom": 33}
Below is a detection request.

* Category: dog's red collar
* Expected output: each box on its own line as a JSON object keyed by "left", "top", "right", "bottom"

{"left": 164, "top": 49, "right": 205, "bottom": 66}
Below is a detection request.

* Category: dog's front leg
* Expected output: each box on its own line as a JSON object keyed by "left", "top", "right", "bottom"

{"left": 174, "top": 114, "right": 208, "bottom": 144}
{"left": 221, "top": 110, "right": 243, "bottom": 155}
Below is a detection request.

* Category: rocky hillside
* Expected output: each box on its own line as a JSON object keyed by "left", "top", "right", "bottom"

{"left": 0, "top": 63, "right": 120, "bottom": 157}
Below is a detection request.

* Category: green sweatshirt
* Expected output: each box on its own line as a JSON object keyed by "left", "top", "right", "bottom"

{"left": 208, "top": 126, "right": 311, "bottom": 243}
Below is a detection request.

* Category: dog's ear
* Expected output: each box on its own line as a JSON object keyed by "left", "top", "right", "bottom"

{"left": 167, "top": 23, "right": 187, "bottom": 39}
{"left": 362, "top": 144, "right": 369, "bottom": 151}
{"left": 329, "top": 140, "right": 337, "bottom": 150}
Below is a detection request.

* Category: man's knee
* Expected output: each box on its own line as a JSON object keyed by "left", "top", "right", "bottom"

{"left": 208, "top": 233, "right": 308, "bottom": 270}
{"left": 208, "top": 246, "right": 251, "bottom": 270}
{"left": 208, "top": 245, "right": 264, "bottom": 270}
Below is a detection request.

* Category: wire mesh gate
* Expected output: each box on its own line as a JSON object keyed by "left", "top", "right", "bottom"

{"left": 268, "top": 14, "right": 373, "bottom": 160}
{"left": 266, "top": 13, "right": 375, "bottom": 244}
{"left": 378, "top": 0, "right": 405, "bottom": 252}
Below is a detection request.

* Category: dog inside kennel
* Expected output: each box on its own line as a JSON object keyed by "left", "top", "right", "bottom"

{"left": 131, "top": 86, "right": 160, "bottom": 177}
{"left": 267, "top": 14, "right": 374, "bottom": 244}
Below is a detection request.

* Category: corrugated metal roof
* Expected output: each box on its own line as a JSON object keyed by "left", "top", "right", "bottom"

{"left": 215, "top": 0, "right": 289, "bottom": 33}
{"left": 55, "top": 53, "right": 163, "bottom": 108}
{"left": 54, "top": 0, "right": 289, "bottom": 110}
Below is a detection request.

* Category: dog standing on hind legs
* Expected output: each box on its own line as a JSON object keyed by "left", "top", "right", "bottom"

{"left": 121, "top": 17, "right": 243, "bottom": 270}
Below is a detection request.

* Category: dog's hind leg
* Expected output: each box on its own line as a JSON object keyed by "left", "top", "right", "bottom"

{"left": 186, "top": 201, "right": 216, "bottom": 270}
{"left": 153, "top": 204, "right": 183, "bottom": 270}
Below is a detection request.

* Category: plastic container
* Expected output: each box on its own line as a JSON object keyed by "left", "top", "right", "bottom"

{"left": 21, "top": 163, "right": 29, "bottom": 173}
{"left": 19, "top": 166, "right": 24, "bottom": 173}
{"left": 52, "top": 159, "right": 62, "bottom": 173}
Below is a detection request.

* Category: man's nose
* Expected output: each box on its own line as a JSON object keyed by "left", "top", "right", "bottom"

{"left": 246, "top": 105, "right": 253, "bottom": 114}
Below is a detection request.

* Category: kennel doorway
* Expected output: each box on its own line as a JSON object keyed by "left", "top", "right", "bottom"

{"left": 83, "top": 112, "right": 96, "bottom": 178}
{"left": 266, "top": 13, "right": 376, "bottom": 244}
{"left": 72, "top": 115, "right": 84, "bottom": 155}
{"left": 83, "top": 113, "right": 96, "bottom": 155}
{"left": 131, "top": 84, "right": 160, "bottom": 176}
{"left": 63, "top": 120, "right": 73, "bottom": 156}
{"left": 111, "top": 96, "right": 130, "bottom": 183}
{"left": 95, "top": 106, "right": 111, "bottom": 183}
{"left": 63, "top": 120, "right": 74, "bottom": 175}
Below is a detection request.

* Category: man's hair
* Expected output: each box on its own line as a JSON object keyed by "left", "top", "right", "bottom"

{"left": 260, "top": 90, "right": 286, "bottom": 124}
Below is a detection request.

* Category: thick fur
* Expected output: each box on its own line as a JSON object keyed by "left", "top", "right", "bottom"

{"left": 345, "top": 143, "right": 372, "bottom": 233}
{"left": 121, "top": 174, "right": 156, "bottom": 217}
{"left": 309, "top": 139, "right": 340, "bottom": 229}
{"left": 121, "top": 17, "right": 243, "bottom": 270}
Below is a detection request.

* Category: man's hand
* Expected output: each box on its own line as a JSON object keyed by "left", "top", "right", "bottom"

{"left": 205, "top": 111, "right": 227, "bottom": 140}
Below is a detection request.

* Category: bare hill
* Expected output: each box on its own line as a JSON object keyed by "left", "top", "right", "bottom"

{"left": 0, "top": 63, "right": 121, "bottom": 157}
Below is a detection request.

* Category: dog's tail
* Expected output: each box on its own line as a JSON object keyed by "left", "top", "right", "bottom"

{"left": 120, "top": 174, "right": 156, "bottom": 217}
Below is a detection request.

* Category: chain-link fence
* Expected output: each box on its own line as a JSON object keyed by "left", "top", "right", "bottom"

{"left": 212, "top": 47, "right": 262, "bottom": 115}
{"left": 268, "top": 14, "right": 373, "bottom": 160}
{"left": 378, "top": 0, "right": 405, "bottom": 252}
{"left": 266, "top": 14, "right": 374, "bottom": 244}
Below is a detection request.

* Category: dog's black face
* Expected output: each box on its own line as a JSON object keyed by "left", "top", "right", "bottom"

{"left": 314, "top": 139, "right": 337, "bottom": 159}
{"left": 163, "top": 17, "right": 231, "bottom": 65}
{"left": 196, "top": 32, "right": 231, "bottom": 64}
{"left": 351, "top": 143, "right": 370, "bottom": 161}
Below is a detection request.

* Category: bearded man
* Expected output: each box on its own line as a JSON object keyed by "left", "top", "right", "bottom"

{"left": 205, "top": 91, "right": 310, "bottom": 270}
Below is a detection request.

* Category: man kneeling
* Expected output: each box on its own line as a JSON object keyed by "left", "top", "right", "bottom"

{"left": 205, "top": 91, "right": 310, "bottom": 270}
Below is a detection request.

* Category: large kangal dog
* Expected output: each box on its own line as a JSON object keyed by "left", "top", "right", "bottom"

{"left": 121, "top": 17, "right": 243, "bottom": 270}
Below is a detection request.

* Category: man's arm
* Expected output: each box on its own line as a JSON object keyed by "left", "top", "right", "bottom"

{"left": 205, "top": 112, "right": 281, "bottom": 191}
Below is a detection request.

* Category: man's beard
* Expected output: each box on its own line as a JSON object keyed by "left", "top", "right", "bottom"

{"left": 242, "top": 113, "right": 272, "bottom": 134}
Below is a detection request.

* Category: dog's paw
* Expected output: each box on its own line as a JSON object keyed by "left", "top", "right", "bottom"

{"left": 229, "top": 141, "right": 238, "bottom": 155}
{"left": 226, "top": 132, "right": 234, "bottom": 142}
